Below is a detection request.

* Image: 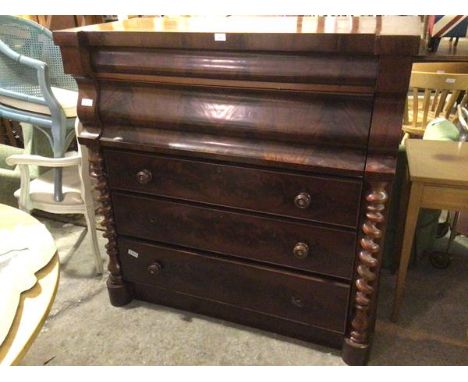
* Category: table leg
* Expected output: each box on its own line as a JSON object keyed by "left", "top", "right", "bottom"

{"left": 392, "top": 164, "right": 411, "bottom": 273}
{"left": 391, "top": 181, "right": 423, "bottom": 322}
{"left": 447, "top": 211, "right": 460, "bottom": 253}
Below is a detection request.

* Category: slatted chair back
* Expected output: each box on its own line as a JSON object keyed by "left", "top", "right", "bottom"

{"left": 403, "top": 63, "right": 468, "bottom": 137}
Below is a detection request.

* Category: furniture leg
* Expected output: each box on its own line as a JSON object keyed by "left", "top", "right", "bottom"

{"left": 391, "top": 181, "right": 423, "bottom": 322}
{"left": 63, "top": 226, "right": 88, "bottom": 262}
{"left": 84, "top": 207, "right": 104, "bottom": 275}
{"left": 53, "top": 167, "right": 63, "bottom": 202}
{"left": 88, "top": 144, "right": 132, "bottom": 304}
{"left": 392, "top": 165, "right": 411, "bottom": 273}
{"left": 4, "top": 119, "right": 18, "bottom": 147}
{"left": 79, "top": 142, "right": 104, "bottom": 275}
{"left": 51, "top": 119, "right": 66, "bottom": 202}
{"left": 428, "top": 210, "right": 459, "bottom": 269}
{"left": 447, "top": 211, "right": 460, "bottom": 253}
{"left": 343, "top": 181, "right": 389, "bottom": 365}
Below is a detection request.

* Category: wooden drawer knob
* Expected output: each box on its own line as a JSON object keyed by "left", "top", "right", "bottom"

{"left": 294, "top": 192, "right": 311, "bottom": 209}
{"left": 291, "top": 296, "right": 304, "bottom": 308}
{"left": 136, "top": 169, "right": 152, "bottom": 184}
{"left": 147, "top": 262, "right": 162, "bottom": 275}
{"left": 293, "top": 242, "right": 309, "bottom": 259}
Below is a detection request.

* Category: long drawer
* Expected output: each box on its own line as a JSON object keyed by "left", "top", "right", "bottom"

{"left": 93, "top": 49, "right": 378, "bottom": 86}
{"left": 104, "top": 150, "right": 362, "bottom": 228}
{"left": 118, "top": 237, "right": 350, "bottom": 333}
{"left": 112, "top": 192, "right": 356, "bottom": 279}
{"left": 99, "top": 83, "right": 373, "bottom": 148}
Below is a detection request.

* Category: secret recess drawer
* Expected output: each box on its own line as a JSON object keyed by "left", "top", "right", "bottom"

{"left": 104, "top": 150, "right": 362, "bottom": 228}
{"left": 112, "top": 193, "right": 356, "bottom": 279}
{"left": 118, "top": 237, "right": 350, "bottom": 333}
{"left": 93, "top": 49, "right": 378, "bottom": 86}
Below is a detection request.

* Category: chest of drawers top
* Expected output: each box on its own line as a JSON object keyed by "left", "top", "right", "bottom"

{"left": 54, "top": 16, "right": 420, "bottom": 178}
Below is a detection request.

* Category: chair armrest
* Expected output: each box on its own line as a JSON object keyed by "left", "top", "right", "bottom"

{"left": 0, "top": 144, "right": 24, "bottom": 169}
{"left": 6, "top": 154, "right": 81, "bottom": 168}
{"left": 0, "top": 40, "right": 63, "bottom": 116}
{"left": 0, "top": 40, "right": 47, "bottom": 71}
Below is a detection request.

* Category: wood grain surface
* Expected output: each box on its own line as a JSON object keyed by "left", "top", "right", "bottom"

{"left": 54, "top": 15, "right": 421, "bottom": 365}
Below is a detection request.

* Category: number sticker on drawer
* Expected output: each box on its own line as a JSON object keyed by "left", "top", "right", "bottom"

{"left": 128, "top": 249, "right": 139, "bottom": 258}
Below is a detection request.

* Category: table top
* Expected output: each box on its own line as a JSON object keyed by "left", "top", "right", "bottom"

{"left": 406, "top": 139, "right": 468, "bottom": 187}
{"left": 59, "top": 15, "right": 421, "bottom": 36}
{"left": 54, "top": 16, "right": 421, "bottom": 57}
{"left": 0, "top": 254, "right": 59, "bottom": 365}
{"left": 0, "top": 204, "right": 59, "bottom": 365}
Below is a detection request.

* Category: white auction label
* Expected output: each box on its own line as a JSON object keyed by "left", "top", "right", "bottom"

{"left": 81, "top": 98, "right": 94, "bottom": 107}
{"left": 214, "top": 33, "right": 226, "bottom": 41}
{"left": 128, "top": 249, "right": 139, "bottom": 258}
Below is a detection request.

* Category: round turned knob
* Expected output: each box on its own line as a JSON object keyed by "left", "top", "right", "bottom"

{"left": 294, "top": 192, "right": 311, "bottom": 209}
{"left": 147, "top": 262, "right": 162, "bottom": 275}
{"left": 136, "top": 169, "right": 152, "bottom": 185}
{"left": 291, "top": 296, "right": 304, "bottom": 308}
{"left": 293, "top": 242, "right": 309, "bottom": 259}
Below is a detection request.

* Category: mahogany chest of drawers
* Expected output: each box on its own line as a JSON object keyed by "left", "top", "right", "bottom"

{"left": 55, "top": 16, "right": 420, "bottom": 365}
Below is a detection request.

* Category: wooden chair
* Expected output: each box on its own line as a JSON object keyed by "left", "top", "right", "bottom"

{"left": 402, "top": 63, "right": 468, "bottom": 139}
{"left": 5, "top": 119, "right": 104, "bottom": 275}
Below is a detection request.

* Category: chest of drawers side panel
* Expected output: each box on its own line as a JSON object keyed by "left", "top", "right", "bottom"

{"left": 343, "top": 34, "right": 420, "bottom": 365}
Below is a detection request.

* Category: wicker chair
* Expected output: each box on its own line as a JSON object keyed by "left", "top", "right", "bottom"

{"left": 0, "top": 15, "right": 78, "bottom": 202}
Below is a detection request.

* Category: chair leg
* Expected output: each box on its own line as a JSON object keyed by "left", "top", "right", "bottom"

{"left": 51, "top": 120, "right": 65, "bottom": 202}
{"left": 84, "top": 206, "right": 104, "bottom": 275}
{"left": 75, "top": 118, "right": 103, "bottom": 275}
{"left": 62, "top": 226, "right": 88, "bottom": 264}
{"left": 400, "top": 132, "right": 410, "bottom": 146}
{"left": 53, "top": 167, "right": 63, "bottom": 202}
{"left": 17, "top": 200, "right": 30, "bottom": 213}
{"left": 446, "top": 211, "right": 460, "bottom": 253}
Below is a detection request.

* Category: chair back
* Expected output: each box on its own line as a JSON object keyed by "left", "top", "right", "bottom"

{"left": 403, "top": 63, "right": 468, "bottom": 136}
{"left": 0, "top": 15, "right": 77, "bottom": 99}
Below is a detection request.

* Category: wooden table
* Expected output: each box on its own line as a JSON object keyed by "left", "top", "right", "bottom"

{"left": 391, "top": 139, "right": 468, "bottom": 322}
{"left": 0, "top": 204, "right": 59, "bottom": 365}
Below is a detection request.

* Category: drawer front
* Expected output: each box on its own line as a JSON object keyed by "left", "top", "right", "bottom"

{"left": 118, "top": 238, "right": 350, "bottom": 333}
{"left": 93, "top": 49, "right": 378, "bottom": 86}
{"left": 99, "top": 83, "right": 373, "bottom": 148}
{"left": 421, "top": 185, "right": 468, "bottom": 210}
{"left": 112, "top": 193, "right": 356, "bottom": 279}
{"left": 104, "top": 150, "right": 362, "bottom": 228}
